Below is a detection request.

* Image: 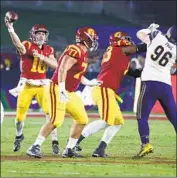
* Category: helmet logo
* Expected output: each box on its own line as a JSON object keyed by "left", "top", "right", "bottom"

{"left": 114, "top": 32, "right": 122, "bottom": 38}
{"left": 87, "top": 28, "right": 95, "bottom": 36}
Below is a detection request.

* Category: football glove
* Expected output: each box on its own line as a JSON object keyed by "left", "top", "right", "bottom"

{"left": 148, "top": 23, "right": 160, "bottom": 32}
{"left": 82, "top": 77, "right": 103, "bottom": 87}
{"left": 59, "top": 82, "right": 69, "bottom": 103}
{"left": 88, "top": 79, "right": 103, "bottom": 86}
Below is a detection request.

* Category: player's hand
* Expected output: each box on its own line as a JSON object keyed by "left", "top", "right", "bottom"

{"left": 148, "top": 23, "right": 159, "bottom": 31}
{"left": 59, "top": 82, "right": 69, "bottom": 103}
{"left": 4, "top": 16, "right": 14, "bottom": 31}
{"left": 32, "top": 49, "right": 45, "bottom": 61}
{"left": 87, "top": 79, "right": 103, "bottom": 86}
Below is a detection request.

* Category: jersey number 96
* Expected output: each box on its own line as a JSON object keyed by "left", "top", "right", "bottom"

{"left": 151, "top": 45, "right": 172, "bottom": 67}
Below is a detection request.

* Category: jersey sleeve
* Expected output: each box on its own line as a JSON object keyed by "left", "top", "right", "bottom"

{"left": 16, "top": 40, "right": 31, "bottom": 55}
{"left": 22, "top": 41, "right": 31, "bottom": 50}
{"left": 21, "top": 41, "right": 31, "bottom": 54}
{"left": 64, "top": 45, "right": 81, "bottom": 60}
{"left": 136, "top": 29, "right": 160, "bottom": 46}
{"left": 149, "top": 30, "right": 160, "bottom": 41}
{"left": 49, "top": 46, "right": 54, "bottom": 55}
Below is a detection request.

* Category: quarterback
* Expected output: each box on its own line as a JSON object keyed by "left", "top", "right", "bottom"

{"left": 5, "top": 13, "right": 60, "bottom": 154}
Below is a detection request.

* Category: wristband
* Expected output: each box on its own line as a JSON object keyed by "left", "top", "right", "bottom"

{"left": 8, "top": 28, "right": 14, "bottom": 33}
{"left": 59, "top": 82, "right": 65, "bottom": 91}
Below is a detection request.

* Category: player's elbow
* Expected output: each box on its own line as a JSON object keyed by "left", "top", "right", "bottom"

{"left": 16, "top": 45, "right": 26, "bottom": 55}
{"left": 136, "top": 30, "right": 151, "bottom": 44}
{"left": 54, "top": 62, "right": 58, "bottom": 69}
{"left": 122, "top": 45, "right": 137, "bottom": 56}
{"left": 50, "top": 61, "right": 58, "bottom": 69}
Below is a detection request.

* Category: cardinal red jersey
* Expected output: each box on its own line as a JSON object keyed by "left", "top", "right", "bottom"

{"left": 52, "top": 44, "right": 88, "bottom": 92}
{"left": 20, "top": 41, "right": 54, "bottom": 79}
{"left": 97, "top": 46, "right": 130, "bottom": 92}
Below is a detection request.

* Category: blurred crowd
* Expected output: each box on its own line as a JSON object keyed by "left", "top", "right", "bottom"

{"left": 0, "top": 50, "right": 146, "bottom": 73}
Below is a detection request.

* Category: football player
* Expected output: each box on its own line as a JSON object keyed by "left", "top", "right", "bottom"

{"left": 27, "top": 27, "right": 102, "bottom": 158}
{"left": 74, "top": 31, "right": 147, "bottom": 157}
{"left": 132, "top": 24, "right": 177, "bottom": 159}
{"left": 5, "top": 15, "right": 60, "bottom": 155}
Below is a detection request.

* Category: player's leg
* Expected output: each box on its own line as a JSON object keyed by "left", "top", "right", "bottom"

{"left": 75, "top": 86, "right": 109, "bottom": 151}
{"left": 92, "top": 88, "right": 124, "bottom": 157}
{"left": 62, "top": 92, "right": 89, "bottom": 158}
{"left": 27, "top": 83, "right": 66, "bottom": 158}
{"left": 158, "top": 84, "right": 177, "bottom": 133}
{"left": 75, "top": 120, "right": 108, "bottom": 151}
{"left": 13, "top": 85, "right": 33, "bottom": 152}
{"left": 133, "top": 81, "right": 157, "bottom": 159}
{"left": 35, "top": 86, "right": 60, "bottom": 155}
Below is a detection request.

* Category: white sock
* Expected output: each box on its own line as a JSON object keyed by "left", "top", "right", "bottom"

{"left": 66, "top": 137, "right": 78, "bottom": 149}
{"left": 15, "top": 120, "right": 24, "bottom": 137}
{"left": 34, "top": 135, "right": 46, "bottom": 146}
{"left": 46, "top": 114, "right": 58, "bottom": 141}
{"left": 51, "top": 129, "right": 58, "bottom": 141}
{"left": 102, "top": 125, "right": 122, "bottom": 145}
{"left": 82, "top": 120, "right": 108, "bottom": 138}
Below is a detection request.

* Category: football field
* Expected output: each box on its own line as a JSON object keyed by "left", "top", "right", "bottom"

{"left": 1, "top": 115, "right": 176, "bottom": 177}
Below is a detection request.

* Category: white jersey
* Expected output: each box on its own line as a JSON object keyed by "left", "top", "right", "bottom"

{"left": 141, "top": 31, "right": 176, "bottom": 85}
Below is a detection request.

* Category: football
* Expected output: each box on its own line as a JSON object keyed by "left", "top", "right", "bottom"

{"left": 5, "top": 11, "right": 18, "bottom": 23}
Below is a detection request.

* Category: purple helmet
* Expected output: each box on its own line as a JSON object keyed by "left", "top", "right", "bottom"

{"left": 166, "top": 26, "right": 176, "bottom": 44}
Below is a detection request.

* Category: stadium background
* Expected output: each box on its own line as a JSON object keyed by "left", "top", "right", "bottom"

{"left": 1, "top": 1, "right": 176, "bottom": 113}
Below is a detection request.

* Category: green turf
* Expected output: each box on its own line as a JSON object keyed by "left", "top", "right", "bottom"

{"left": 1, "top": 117, "right": 176, "bottom": 177}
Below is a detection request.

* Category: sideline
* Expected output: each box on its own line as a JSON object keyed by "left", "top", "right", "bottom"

{"left": 4, "top": 111, "right": 166, "bottom": 119}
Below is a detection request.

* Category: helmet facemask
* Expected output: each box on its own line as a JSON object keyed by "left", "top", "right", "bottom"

{"left": 30, "top": 29, "right": 49, "bottom": 45}
{"left": 120, "top": 35, "right": 134, "bottom": 45}
{"left": 76, "top": 27, "right": 99, "bottom": 52}
{"left": 83, "top": 32, "right": 99, "bottom": 52}
{"left": 110, "top": 31, "right": 134, "bottom": 47}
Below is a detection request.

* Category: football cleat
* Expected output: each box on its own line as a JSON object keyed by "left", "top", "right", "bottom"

{"left": 13, "top": 134, "right": 24, "bottom": 152}
{"left": 62, "top": 148, "right": 84, "bottom": 158}
{"left": 132, "top": 143, "right": 154, "bottom": 159}
{"left": 73, "top": 144, "right": 82, "bottom": 152}
{"left": 52, "top": 140, "right": 60, "bottom": 155}
{"left": 26, "top": 145, "right": 42, "bottom": 158}
{"left": 92, "top": 148, "right": 108, "bottom": 158}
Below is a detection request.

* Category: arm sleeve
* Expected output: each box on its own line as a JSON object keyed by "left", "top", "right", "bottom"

{"left": 125, "top": 68, "right": 142, "bottom": 78}
{"left": 136, "top": 43, "right": 147, "bottom": 53}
